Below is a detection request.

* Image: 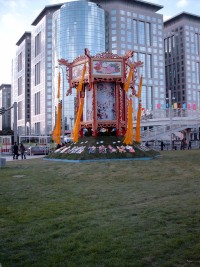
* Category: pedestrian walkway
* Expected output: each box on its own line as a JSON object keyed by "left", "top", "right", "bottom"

{"left": 0, "top": 154, "right": 45, "bottom": 162}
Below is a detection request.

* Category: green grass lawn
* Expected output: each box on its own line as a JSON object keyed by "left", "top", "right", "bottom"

{"left": 1, "top": 149, "right": 200, "bottom": 267}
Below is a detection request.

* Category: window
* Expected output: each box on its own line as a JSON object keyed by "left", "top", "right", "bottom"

{"left": 34, "top": 92, "right": 40, "bottom": 115}
{"left": 197, "top": 62, "right": 200, "bottom": 84}
{"left": 147, "top": 86, "right": 153, "bottom": 110}
{"left": 127, "top": 18, "right": 131, "bottom": 30}
{"left": 18, "top": 52, "right": 22, "bottom": 72}
{"left": 164, "top": 38, "right": 167, "bottom": 53}
{"left": 35, "top": 62, "right": 41, "bottom": 86}
{"left": 138, "top": 21, "right": 145, "bottom": 45}
{"left": 35, "top": 122, "right": 40, "bottom": 135}
{"left": 35, "top": 32, "right": 41, "bottom": 57}
{"left": 111, "top": 10, "right": 116, "bottom": 15}
{"left": 18, "top": 101, "right": 22, "bottom": 120}
{"left": 127, "top": 31, "right": 132, "bottom": 42}
{"left": 111, "top": 17, "right": 116, "bottom": 21}
{"left": 147, "top": 54, "right": 152, "bottom": 78}
{"left": 18, "top": 77, "right": 22, "bottom": 96}
{"left": 168, "top": 37, "right": 171, "bottom": 53}
{"left": 133, "top": 20, "right": 137, "bottom": 44}
{"left": 195, "top": 33, "right": 199, "bottom": 55}
{"left": 139, "top": 53, "right": 146, "bottom": 77}
{"left": 146, "top": 22, "right": 151, "bottom": 46}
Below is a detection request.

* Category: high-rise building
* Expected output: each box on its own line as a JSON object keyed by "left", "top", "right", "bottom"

{"left": 12, "top": 32, "right": 31, "bottom": 135}
{"left": 31, "top": 4, "right": 62, "bottom": 136}
{"left": 0, "top": 84, "right": 11, "bottom": 131}
{"left": 13, "top": 0, "right": 166, "bottom": 136}
{"left": 164, "top": 12, "right": 200, "bottom": 110}
{"left": 91, "top": 0, "right": 165, "bottom": 111}
{"left": 52, "top": 1, "right": 106, "bottom": 132}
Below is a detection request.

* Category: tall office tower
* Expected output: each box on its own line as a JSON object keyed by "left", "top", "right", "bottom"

{"left": 31, "top": 4, "right": 62, "bottom": 136}
{"left": 0, "top": 84, "right": 11, "bottom": 131}
{"left": 52, "top": 0, "right": 105, "bottom": 132}
{"left": 91, "top": 0, "right": 166, "bottom": 113}
{"left": 12, "top": 32, "right": 31, "bottom": 135}
{"left": 164, "top": 12, "right": 200, "bottom": 110}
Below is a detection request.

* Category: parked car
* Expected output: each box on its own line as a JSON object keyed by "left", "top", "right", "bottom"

{"left": 26, "top": 146, "right": 51, "bottom": 155}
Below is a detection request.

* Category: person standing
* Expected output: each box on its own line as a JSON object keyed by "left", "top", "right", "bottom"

{"left": 160, "top": 140, "right": 165, "bottom": 151}
{"left": 188, "top": 140, "right": 192, "bottom": 150}
{"left": 13, "top": 142, "right": 19, "bottom": 159}
{"left": 19, "top": 143, "right": 26, "bottom": 159}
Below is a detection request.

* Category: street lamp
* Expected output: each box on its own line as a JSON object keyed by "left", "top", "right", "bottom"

{"left": 55, "top": 65, "right": 65, "bottom": 142}
{"left": 70, "top": 116, "right": 74, "bottom": 133}
{"left": 166, "top": 90, "right": 175, "bottom": 150}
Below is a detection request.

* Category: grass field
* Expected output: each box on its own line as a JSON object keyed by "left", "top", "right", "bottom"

{"left": 1, "top": 149, "right": 200, "bottom": 267}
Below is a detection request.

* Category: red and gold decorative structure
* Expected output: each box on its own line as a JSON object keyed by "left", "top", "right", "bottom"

{"left": 52, "top": 71, "right": 62, "bottom": 144}
{"left": 58, "top": 49, "right": 143, "bottom": 143}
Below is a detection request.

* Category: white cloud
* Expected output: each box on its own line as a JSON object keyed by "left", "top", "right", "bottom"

{"left": 177, "top": 0, "right": 188, "bottom": 8}
{"left": 163, "top": 15, "right": 172, "bottom": 21}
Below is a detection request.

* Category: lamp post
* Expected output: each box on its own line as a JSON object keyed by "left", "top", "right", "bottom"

{"left": 70, "top": 116, "right": 74, "bottom": 133}
{"left": 167, "top": 90, "right": 175, "bottom": 150}
{"left": 26, "top": 121, "right": 30, "bottom": 143}
{"left": 55, "top": 65, "right": 65, "bottom": 142}
{"left": 13, "top": 102, "right": 18, "bottom": 143}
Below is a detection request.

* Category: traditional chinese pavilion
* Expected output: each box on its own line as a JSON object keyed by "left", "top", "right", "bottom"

{"left": 58, "top": 49, "right": 143, "bottom": 144}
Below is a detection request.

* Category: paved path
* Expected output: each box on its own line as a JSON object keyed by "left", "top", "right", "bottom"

{"left": 0, "top": 155, "right": 45, "bottom": 162}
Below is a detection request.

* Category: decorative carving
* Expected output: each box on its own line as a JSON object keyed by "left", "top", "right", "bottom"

{"left": 94, "top": 77, "right": 122, "bottom": 83}
{"left": 123, "top": 50, "right": 134, "bottom": 59}
{"left": 85, "top": 48, "right": 91, "bottom": 58}
{"left": 92, "top": 51, "right": 122, "bottom": 59}
{"left": 72, "top": 55, "right": 87, "bottom": 64}
{"left": 58, "top": 58, "right": 69, "bottom": 66}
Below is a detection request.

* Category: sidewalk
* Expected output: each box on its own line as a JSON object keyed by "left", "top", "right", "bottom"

{"left": 0, "top": 154, "right": 45, "bottom": 162}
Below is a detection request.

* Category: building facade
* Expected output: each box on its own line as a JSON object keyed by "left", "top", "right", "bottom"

{"left": 164, "top": 12, "right": 200, "bottom": 110}
{"left": 92, "top": 0, "right": 165, "bottom": 112}
{"left": 12, "top": 32, "right": 31, "bottom": 136}
{"left": 30, "top": 4, "right": 62, "bottom": 136}
{"left": 0, "top": 84, "right": 11, "bottom": 131}
{"left": 12, "top": 0, "right": 166, "bottom": 136}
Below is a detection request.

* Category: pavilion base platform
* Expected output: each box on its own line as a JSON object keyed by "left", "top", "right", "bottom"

{"left": 45, "top": 136, "right": 159, "bottom": 161}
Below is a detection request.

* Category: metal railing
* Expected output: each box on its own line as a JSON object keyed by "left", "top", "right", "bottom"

{"left": 141, "top": 108, "right": 200, "bottom": 120}
{"left": 141, "top": 121, "right": 200, "bottom": 141}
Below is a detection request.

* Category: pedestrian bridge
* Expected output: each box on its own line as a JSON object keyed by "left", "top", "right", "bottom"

{"left": 137, "top": 108, "right": 200, "bottom": 141}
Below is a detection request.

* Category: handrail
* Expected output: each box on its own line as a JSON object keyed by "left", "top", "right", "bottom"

{"left": 141, "top": 119, "right": 200, "bottom": 141}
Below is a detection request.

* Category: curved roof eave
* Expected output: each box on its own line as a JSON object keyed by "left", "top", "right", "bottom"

{"left": 31, "top": 3, "right": 63, "bottom": 26}
{"left": 164, "top": 12, "right": 200, "bottom": 26}
{"left": 91, "top": 0, "right": 163, "bottom": 12}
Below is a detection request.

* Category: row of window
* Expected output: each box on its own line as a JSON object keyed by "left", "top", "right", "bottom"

{"left": 110, "top": 9, "right": 162, "bottom": 24}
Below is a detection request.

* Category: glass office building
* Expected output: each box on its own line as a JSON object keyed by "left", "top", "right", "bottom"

{"left": 52, "top": 1, "right": 105, "bottom": 132}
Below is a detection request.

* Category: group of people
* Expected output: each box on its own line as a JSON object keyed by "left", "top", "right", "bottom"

{"left": 180, "top": 138, "right": 192, "bottom": 150}
{"left": 159, "top": 139, "right": 192, "bottom": 151}
{"left": 13, "top": 142, "right": 26, "bottom": 160}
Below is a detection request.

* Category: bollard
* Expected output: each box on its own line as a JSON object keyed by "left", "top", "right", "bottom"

{"left": 0, "top": 158, "right": 6, "bottom": 167}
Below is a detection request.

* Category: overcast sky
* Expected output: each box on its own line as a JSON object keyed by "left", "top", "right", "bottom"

{"left": 0, "top": 0, "right": 200, "bottom": 85}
